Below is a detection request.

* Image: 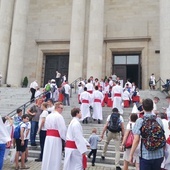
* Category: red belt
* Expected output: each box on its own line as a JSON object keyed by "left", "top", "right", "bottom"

{"left": 94, "top": 99, "right": 101, "bottom": 102}
{"left": 114, "top": 93, "right": 121, "bottom": 97}
{"left": 87, "top": 90, "right": 93, "bottom": 94}
{"left": 46, "top": 129, "right": 60, "bottom": 138}
{"left": 65, "top": 140, "right": 77, "bottom": 149}
{"left": 65, "top": 141, "right": 87, "bottom": 169}
{"left": 82, "top": 100, "right": 89, "bottom": 103}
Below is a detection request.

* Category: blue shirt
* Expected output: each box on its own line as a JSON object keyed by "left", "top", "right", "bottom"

{"left": 132, "top": 112, "right": 164, "bottom": 160}
{"left": 88, "top": 133, "right": 100, "bottom": 149}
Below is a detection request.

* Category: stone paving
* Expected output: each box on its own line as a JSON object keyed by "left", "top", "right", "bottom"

{"left": 3, "top": 159, "right": 135, "bottom": 170}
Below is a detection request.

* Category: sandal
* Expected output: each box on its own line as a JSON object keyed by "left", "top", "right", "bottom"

{"left": 20, "top": 166, "right": 30, "bottom": 169}
{"left": 15, "top": 166, "right": 20, "bottom": 170}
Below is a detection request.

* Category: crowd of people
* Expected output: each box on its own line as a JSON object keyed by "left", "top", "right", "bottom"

{"left": 1, "top": 73, "right": 170, "bottom": 170}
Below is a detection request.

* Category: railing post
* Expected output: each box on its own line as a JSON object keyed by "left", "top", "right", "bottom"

{"left": 23, "top": 104, "right": 26, "bottom": 115}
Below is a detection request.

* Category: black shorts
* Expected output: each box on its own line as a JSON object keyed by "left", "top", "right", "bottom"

{"left": 16, "top": 139, "right": 27, "bottom": 152}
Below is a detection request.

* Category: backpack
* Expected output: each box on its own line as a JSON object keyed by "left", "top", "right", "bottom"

{"left": 13, "top": 123, "right": 23, "bottom": 139}
{"left": 61, "top": 86, "right": 65, "bottom": 94}
{"left": 107, "top": 113, "right": 121, "bottom": 133}
{"left": 140, "top": 115, "right": 166, "bottom": 151}
{"left": 45, "top": 84, "right": 51, "bottom": 92}
{"left": 51, "top": 85, "right": 57, "bottom": 93}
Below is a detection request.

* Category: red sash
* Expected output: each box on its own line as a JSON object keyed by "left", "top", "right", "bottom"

{"left": 82, "top": 100, "right": 89, "bottom": 103}
{"left": 65, "top": 141, "right": 87, "bottom": 169}
{"left": 114, "top": 93, "right": 121, "bottom": 97}
{"left": 46, "top": 129, "right": 60, "bottom": 137}
{"left": 94, "top": 99, "right": 101, "bottom": 103}
{"left": 87, "top": 90, "right": 93, "bottom": 94}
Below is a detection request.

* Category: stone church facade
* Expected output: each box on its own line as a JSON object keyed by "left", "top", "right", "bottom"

{"left": 0, "top": 0, "right": 169, "bottom": 89}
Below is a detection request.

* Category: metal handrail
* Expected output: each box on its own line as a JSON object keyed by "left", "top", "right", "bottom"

{"left": 6, "top": 91, "right": 49, "bottom": 118}
{"left": 69, "top": 77, "right": 83, "bottom": 97}
{"left": 156, "top": 77, "right": 170, "bottom": 94}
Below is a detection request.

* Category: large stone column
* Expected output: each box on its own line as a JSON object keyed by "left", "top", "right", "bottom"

{"left": 7, "top": 0, "right": 30, "bottom": 86}
{"left": 68, "top": 0, "right": 86, "bottom": 83}
{"left": 86, "top": 0, "right": 104, "bottom": 79}
{"left": 0, "top": 0, "right": 15, "bottom": 84}
{"left": 160, "top": 0, "right": 170, "bottom": 81}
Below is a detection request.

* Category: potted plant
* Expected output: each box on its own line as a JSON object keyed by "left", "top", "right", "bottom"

{"left": 22, "top": 76, "right": 28, "bottom": 87}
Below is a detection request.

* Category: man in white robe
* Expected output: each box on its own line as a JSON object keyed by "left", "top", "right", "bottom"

{"left": 92, "top": 86, "right": 104, "bottom": 123}
{"left": 111, "top": 81, "right": 123, "bottom": 114}
{"left": 63, "top": 108, "right": 88, "bottom": 170}
{"left": 79, "top": 87, "right": 92, "bottom": 123}
{"left": 41, "top": 102, "right": 67, "bottom": 170}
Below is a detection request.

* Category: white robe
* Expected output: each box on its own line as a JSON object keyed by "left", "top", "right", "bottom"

{"left": 41, "top": 111, "right": 67, "bottom": 170}
{"left": 111, "top": 85, "right": 123, "bottom": 114}
{"left": 0, "top": 115, "right": 11, "bottom": 144}
{"left": 79, "top": 91, "right": 91, "bottom": 120}
{"left": 92, "top": 90, "right": 104, "bottom": 120}
{"left": 63, "top": 117, "right": 87, "bottom": 170}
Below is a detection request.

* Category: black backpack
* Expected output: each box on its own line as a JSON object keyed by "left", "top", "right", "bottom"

{"left": 107, "top": 113, "right": 121, "bottom": 133}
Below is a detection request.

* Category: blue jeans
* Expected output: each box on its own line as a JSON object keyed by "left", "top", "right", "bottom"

{"left": 140, "top": 157, "right": 164, "bottom": 170}
{"left": 63, "top": 94, "right": 70, "bottom": 106}
{"left": 30, "top": 121, "right": 38, "bottom": 145}
{"left": 0, "top": 144, "right": 6, "bottom": 170}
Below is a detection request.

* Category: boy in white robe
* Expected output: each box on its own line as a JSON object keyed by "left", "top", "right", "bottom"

{"left": 91, "top": 86, "right": 104, "bottom": 123}
{"left": 80, "top": 87, "right": 92, "bottom": 123}
{"left": 41, "top": 102, "right": 67, "bottom": 170}
{"left": 63, "top": 108, "right": 88, "bottom": 170}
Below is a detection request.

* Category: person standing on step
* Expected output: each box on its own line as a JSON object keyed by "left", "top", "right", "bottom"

{"left": 88, "top": 128, "right": 101, "bottom": 166}
{"left": 56, "top": 70, "right": 61, "bottom": 87}
{"left": 41, "top": 102, "right": 66, "bottom": 170}
{"left": 44, "top": 80, "right": 51, "bottom": 102}
{"left": 79, "top": 87, "right": 92, "bottom": 124}
{"left": 63, "top": 108, "right": 88, "bottom": 170}
{"left": 27, "top": 99, "right": 42, "bottom": 146}
{"left": 91, "top": 86, "right": 104, "bottom": 124}
{"left": 111, "top": 81, "right": 123, "bottom": 114}
{"left": 101, "top": 108, "right": 125, "bottom": 170}
{"left": 35, "top": 102, "right": 48, "bottom": 162}
{"left": 129, "top": 98, "right": 165, "bottom": 170}
{"left": 50, "top": 79, "right": 58, "bottom": 102}
{"left": 29, "top": 80, "right": 38, "bottom": 102}
{"left": 0, "top": 115, "right": 11, "bottom": 170}
{"left": 63, "top": 81, "right": 71, "bottom": 106}
{"left": 14, "top": 114, "right": 30, "bottom": 170}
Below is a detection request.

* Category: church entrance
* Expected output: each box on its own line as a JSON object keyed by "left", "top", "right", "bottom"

{"left": 44, "top": 54, "right": 69, "bottom": 86}
{"left": 112, "top": 54, "right": 141, "bottom": 88}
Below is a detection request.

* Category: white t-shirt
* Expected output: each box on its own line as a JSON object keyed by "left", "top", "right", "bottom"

{"left": 47, "top": 105, "right": 55, "bottom": 114}
{"left": 20, "top": 122, "right": 27, "bottom": 140}
{"left": 25, "top": 122, "right": 31, "bottom": 140}
{"left": 39, "top": 110, "right": 48, "bottom": 131}
{"left": 126, "top": 121, "right": 135, "bottom": 130}
{"left": 64, "top": 84, "right": 71, "bottom": 94}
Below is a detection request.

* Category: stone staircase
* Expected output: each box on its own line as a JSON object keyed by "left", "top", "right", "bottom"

{"left": 0, "top": 87, "right": 168, "bottom": 169}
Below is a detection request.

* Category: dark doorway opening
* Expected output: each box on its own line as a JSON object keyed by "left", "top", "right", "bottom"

{"left": 126, "top": 65, "right": 138, "bottom": 85}
{"left": 44, "top": 54, "right": 69, "bottom": 87}
{"left": 112, "top": 54, "right": 141, "bottom": 88}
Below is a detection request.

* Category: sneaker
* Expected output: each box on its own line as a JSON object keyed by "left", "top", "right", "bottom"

{"left": 35, "top": 158, "right": 42, "bottom": 162}
{"left": 101, "top": 155, "right": 105, "bottom": 160}
{"left": 88, "top": 155, "right": 91, "bottom": 159}
{"left": 116, "top": 166, "right": 122, "bottom": 170}
{"left": 92, "top": 163, "right": 95, "bottom": 166}
{"left": 31, "top": 143, "right": 37, "bottom": 146}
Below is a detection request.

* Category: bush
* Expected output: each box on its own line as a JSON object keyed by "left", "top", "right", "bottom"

{"left": 22, "top": 76, "right": 28, "bottom": 87}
